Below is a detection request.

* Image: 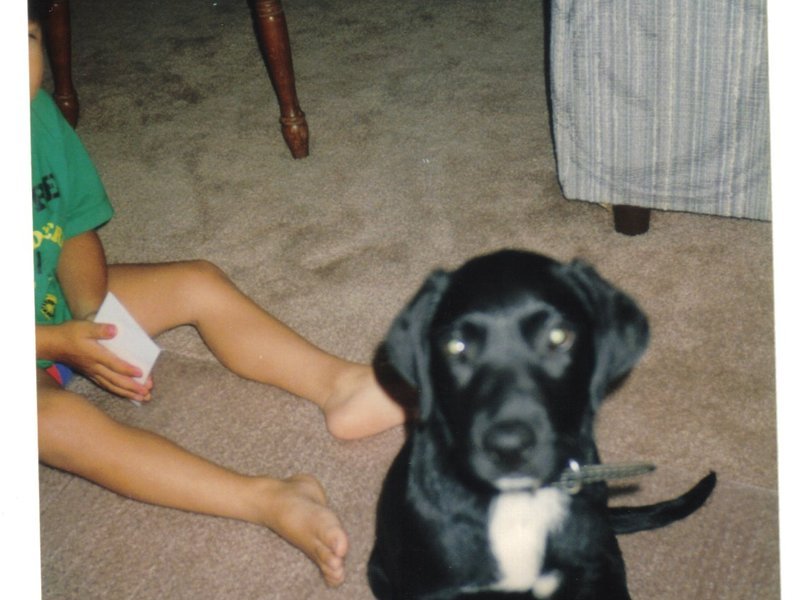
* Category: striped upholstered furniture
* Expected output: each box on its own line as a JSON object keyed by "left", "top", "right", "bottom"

{"left": 549, "top": 0, "right": 770, "bottom": 234}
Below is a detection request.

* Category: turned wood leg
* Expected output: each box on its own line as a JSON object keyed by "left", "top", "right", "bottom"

{"left": 251, "top": 0, "right": 309, "bottom": 159}
{"left": 45, "top": 0, "right": 79, "bottom": 127}
{"left": 613, "top": 205, "right": 651, "bottom": 236}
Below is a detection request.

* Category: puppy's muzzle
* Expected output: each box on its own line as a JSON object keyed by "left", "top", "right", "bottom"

{"left": 471, "top": 414, "right": 555, "bottom": 491}
{"left": 482, "top": 421, "right": 537, "bottom": 471}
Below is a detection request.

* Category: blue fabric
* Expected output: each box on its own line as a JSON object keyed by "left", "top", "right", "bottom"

{"left": 45, "top": 362, "right": 75, "bottom": 387}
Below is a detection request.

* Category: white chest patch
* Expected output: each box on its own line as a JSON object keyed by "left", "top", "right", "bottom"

{"left": 487, "top": 487, "right": 570, "bottom": 598}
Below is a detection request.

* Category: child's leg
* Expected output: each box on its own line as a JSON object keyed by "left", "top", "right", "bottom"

{"left": 37, "top": 370, "right": 348, "bottom": 586}
{"left": 106, "top": 260, "right": 405, "bottom": 439}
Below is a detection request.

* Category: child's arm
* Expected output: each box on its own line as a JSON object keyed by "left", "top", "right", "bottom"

{"left": 56, "top": 230, "right": 108, "bottom": 320}
{"left": 36, "top": 231, "right": 153, "bottom": 401}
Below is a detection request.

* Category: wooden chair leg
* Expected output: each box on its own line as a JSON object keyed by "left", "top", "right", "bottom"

{"left": 613, "top": 205, "right": 651, "bottom": 236}
{"left": 251, "top": 0, "right": 309, "bottom": 159}
{"left": 45, "top": 0, "right": 79, "bottom": 127}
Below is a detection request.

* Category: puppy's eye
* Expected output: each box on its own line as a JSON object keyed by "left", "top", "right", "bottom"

{"left": 440, "top": 322, "right": 483, "bottom": 364}
{"left": 547, "top": 327, "right": 575, "bottom": 351}
{"left": 446, "top": 338, "right": 467, "bottom": 356}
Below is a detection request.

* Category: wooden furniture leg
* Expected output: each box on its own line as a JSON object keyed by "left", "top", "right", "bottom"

{"left": 45, "top": 0, "right": 79, "bottom": 127}
{"left": 613, "top": 205, "right": 651, "bottom": 236}
{"left": 251, "top": 0, "right": 309, "bottom": 159}
{"left": 41, "top": 0, "right": 307, "bottom": 158}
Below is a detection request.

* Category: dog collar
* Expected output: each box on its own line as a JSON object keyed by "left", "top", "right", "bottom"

{"left": 555, "top": 460, "right": 656, "bottom": 494}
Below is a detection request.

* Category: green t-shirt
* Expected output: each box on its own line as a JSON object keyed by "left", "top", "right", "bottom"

{"left": 31, "top": 90, "right": 114, "bottom": 366}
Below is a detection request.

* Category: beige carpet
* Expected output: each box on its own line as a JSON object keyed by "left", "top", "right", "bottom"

{"left": 38, "top": 0, "right": 777, "bottom": 598}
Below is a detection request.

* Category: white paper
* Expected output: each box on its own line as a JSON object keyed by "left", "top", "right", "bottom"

{"left": 95, "top": 292, "right": 161, "bottom": 386}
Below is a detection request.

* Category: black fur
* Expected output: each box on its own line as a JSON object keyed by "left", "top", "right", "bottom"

{"left": 369, "top": 250, "right": 715, "bottom": 600}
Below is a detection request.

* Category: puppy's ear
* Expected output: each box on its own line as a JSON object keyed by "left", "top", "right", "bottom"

{"left": 382, "top": 269, "right": 450, "bottom": 420}
{"left": 562, "top": 260, "right": 649, "bottom": 406}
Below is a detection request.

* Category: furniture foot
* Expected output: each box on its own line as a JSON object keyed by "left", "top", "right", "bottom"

{"left": 613, "top": 205, "right": 651, "bottom": 236}
{"left": 45, "top": 0, "right": 79, "bottom": 127}
{"left": 251, "top": 0, "right": 309, "bottom": 158}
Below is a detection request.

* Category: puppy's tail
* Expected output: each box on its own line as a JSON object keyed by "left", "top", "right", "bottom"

{"left": 609, "top": 471, "right": 716, "bottom": 535}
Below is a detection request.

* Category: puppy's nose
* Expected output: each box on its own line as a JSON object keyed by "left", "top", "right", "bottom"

{"left": 482, "top": 422, "right": 536, "bottom": 467}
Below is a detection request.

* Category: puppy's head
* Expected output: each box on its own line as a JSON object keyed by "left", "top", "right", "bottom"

{"left": 383, "top": 250, "right": 648, "bottom": 492}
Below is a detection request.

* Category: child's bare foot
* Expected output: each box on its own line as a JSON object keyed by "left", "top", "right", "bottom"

{"left": 256, "top": 474, "right": 349, "bottom": 586}
{"left": 322, "top": 365, "right": 405, "bottom": 440}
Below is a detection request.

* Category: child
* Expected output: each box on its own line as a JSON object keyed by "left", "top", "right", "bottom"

{"left": 29, "top": 4, "right": 404, "bottom": 587}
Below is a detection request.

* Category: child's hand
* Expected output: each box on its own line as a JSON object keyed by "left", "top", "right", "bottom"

{"left": 43, "top": 319, "right": 154, "bottom": 402}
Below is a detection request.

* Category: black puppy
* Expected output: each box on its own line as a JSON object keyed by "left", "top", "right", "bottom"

{"left": 368, "top": 250, "right": 715, "bottom": 600}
